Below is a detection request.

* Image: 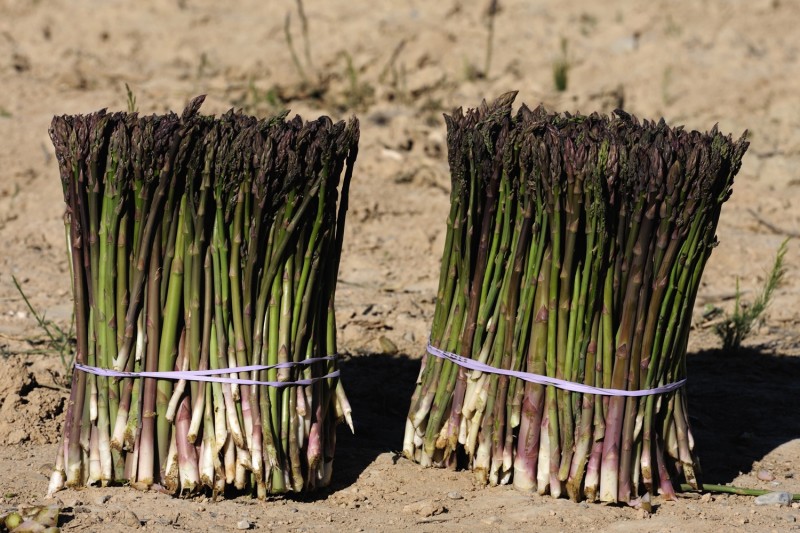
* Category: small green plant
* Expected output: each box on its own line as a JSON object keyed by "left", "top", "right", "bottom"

{"left": 483, "top": 0, "right": 499, "bottom": 78}
{"left": 553, "top": 37, "right": 570, "bottom": 92}
{"left": 714, "top": 238, "right": 789, "bottom": 351}
{"left": 664, "top": 15, "right": 682, "bottom": 37}
{"left": 295, "top": 0, "right": 312, "bottom": 69}
{"left": 463, "top": 58, "right": 482, "bottom": 82}
{"left": 11, "top": 275, "right": 75, "bottom": 381}
{"left": 196, "top": 51, "right": 210, "bottom": 80}
{"left": 340, "top": 51, "right": 374, "bottom": 111}
{"left": 239, "top": 80, "right": 286, "bottom": 117}
{"left": 661, "top": 66, "right": 676, "bottom": 106}
{"left": 125, "top": 83, "right": 137, "bottom": 113}
{"left": 284, "top": 0, "right": 314, "bottom": 86}
{"left": 284, "top": 11, "right": 309, "bottom": 84}
{"left": 579, "top": 12, "right": 598, "bottom": 37}
{"left": 378, "top": 39, "right": 410, "bottom": 102}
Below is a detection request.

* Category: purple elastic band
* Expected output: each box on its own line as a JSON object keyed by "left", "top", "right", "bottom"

{"left": 427, "top": 344, "right": 686, "bottom": 397}
{"left": 74, "top": 355, "right": 339, "bottom": 388}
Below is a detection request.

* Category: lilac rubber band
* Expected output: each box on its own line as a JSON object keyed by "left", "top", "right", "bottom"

{"left": 74, "top": 355, "right": 339, "bottom": 388}
{"left": 426, "top": 344, "right": 686, "bottom": 397}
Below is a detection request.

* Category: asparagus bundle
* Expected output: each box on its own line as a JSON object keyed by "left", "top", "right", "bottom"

{"left": 47, "top": 96, "right": 359, "bottom": 498}
{"left": 404, "top": 92, "right": 748, "bottom": 503}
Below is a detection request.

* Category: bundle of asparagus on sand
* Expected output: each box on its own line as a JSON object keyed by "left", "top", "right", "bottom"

{"left": 404, "top": 92, "right": 748, "bottom": 503}
{"left": 47, "top": 96, "right": 358, "bottom": 498}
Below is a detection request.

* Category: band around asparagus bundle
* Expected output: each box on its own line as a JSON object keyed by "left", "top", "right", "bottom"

{"left": 403, "top": 92, "right": 748, "bottom": 503}
{"left": 47, "top": 96, "right": 359, "bottom": 498}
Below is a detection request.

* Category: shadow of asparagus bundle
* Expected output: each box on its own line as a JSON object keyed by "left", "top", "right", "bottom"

{"left": 47, "top": 96, "right": 359, "bottom": 498}
{"left": 403, "top": 92, "right": 748, "bottom": 503}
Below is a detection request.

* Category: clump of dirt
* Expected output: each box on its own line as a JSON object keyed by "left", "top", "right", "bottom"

{"left": 0, "top": 357, "right": 66, "bottom": 445}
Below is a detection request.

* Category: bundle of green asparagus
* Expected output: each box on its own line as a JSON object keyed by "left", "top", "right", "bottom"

{"left": 47, "top": 96, "right": 358, "bottom": 498}
{"left": 404, "top": 92, "right": 748, "bottom": 503}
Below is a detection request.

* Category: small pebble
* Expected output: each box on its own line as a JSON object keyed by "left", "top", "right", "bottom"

{"left": 447, "top": 491, "right": 463, "bottom": 500}
{"left": 95, "top": 494, "right": 111, "bottom": 505}
{"left": 63, "top": 497, "right": 83, "bottom": 508}
{"left": 786, "top": 515, "right": 796, "bottom": 523}
{"left": 755, "top": 491, "right": 791, "bottom": 506}
{"left": 757, "top": 469, "right": 775, "bottom": 482}
{"left": 639, "top": 492, "right": 652, "bottom": 513}
{"left": 481, "top": 516, "right": 501, "bottom": 525}
{"left": 401, "top": 499, "right": 444, "bottom": 517}
{"left": 117, "top": 510, "right": 141, "bottom": 529}
{"left": 700, "top": 493, "right": 713, "bottom": 503}
{"left": 378, "top": 336, "right": 398, "bottom": 354}
{"left": 236, "top": 519, "right": 252, "bottom": 530}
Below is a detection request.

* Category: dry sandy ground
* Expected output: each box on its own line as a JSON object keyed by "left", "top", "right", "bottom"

{"left": 1, "top": 0, "right": 799, "bottom": 531}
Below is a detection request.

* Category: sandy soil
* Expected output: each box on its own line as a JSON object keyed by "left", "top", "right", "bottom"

{"left": 1, "top": 0, "right": 799, "bottom": 530}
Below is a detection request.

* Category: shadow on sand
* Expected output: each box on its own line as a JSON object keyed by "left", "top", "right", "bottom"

{"left": 687, "top": 346, "right": 800, "bottom": 484}
{"left": 267, "top": 350, "right": 420, "bottom": 503}
{"left": 302, "top": 344, "right": 800, "bottom": 499}
{"left": 328, "top": 351, "right": 420, "bottom": 491}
